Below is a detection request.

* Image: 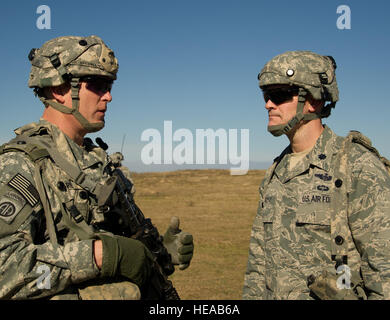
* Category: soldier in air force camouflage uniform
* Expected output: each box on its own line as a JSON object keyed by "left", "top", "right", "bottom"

{"left": 243, "top": 51, "right": 390, "bottom": 300}
{"left": 0, "top": 35, "right": 194, "bottom": 299}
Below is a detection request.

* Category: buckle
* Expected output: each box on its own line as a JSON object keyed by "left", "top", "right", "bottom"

{"left": 50, "top": 54, "right": 61, "bottom": 68}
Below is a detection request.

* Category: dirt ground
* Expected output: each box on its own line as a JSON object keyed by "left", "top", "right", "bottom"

{"left": 131, "top": 169, "right": 265, "bottom": 299}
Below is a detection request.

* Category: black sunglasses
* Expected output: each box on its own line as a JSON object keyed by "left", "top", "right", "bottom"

{"left": 80, "top": 76, "right": 113, "bottom": 94}
{"left": 262, "top": 86, "right": 299, "bottom": 105}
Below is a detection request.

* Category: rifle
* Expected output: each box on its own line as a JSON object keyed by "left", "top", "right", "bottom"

{"left": 109, "top": 168, "right": 180, "bottom": 300}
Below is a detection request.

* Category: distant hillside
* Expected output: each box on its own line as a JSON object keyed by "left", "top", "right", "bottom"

{"left": 123, "top": 161, "right": 272, "bottom": 173}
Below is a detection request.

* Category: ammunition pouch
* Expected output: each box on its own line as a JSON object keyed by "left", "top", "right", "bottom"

{"left": 308, "top": 269, "right": 367, "bottom": 300}
{"left": 77, "top": 278, "right": 141, "bottom": 300}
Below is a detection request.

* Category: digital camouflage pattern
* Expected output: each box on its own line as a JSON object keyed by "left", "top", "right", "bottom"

{"left": 28, "top": 35, "right": 119, "bottom": 133}
{"left": 259, "top": 51, "right": 339, "bottom": 137}
{"left": 243, "top": 126, "right": 390, "bottom": 300}
{"left": 258, "top": 51, "right": 338, "bottom": 103}
{"left": 77, "top": 278, "right": 140, "bottom": 300}
{"left": 28, "top": 35, "right": 118, "bottom": 88}
{"left": 0, "top": 120, "right": 139, "bottom": 299}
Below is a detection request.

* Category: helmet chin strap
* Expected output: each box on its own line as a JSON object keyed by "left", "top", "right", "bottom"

{"left": 267, "top": 88, "right": 321, "bottom": 137}
{"left": 39, "top": 77, "right": 104, "bottom": 133}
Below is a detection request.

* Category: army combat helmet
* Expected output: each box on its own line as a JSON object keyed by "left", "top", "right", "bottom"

{"left": 258, "top": 51, "right": 338, "bottom": 136}
{"left": 28, "top": 35, "right": 118, "bottom": 132}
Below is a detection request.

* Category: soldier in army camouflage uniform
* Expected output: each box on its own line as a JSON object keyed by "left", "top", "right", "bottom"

{"left": 0, "top": 35, "right": 194, "bottom": 299}
{"left": 243, "top": 51, "right": 390, "bottom": 300}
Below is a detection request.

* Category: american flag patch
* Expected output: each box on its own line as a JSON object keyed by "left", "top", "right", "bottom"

{"left": 8, "top": 174, "right": 39, "bottom": 207}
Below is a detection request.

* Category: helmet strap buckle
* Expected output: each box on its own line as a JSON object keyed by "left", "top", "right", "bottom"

{"left": 268, "top": 87, "right": 308, "bottom": 137}
{"left": 49, "top": 53, "right": 69, "bottom": 80}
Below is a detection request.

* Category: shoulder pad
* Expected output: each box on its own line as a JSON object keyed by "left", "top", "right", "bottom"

{"left": 348, "top": 130, "right": 376, "bottom": 153}
{"left": 0, "top": 138, "right": 49, "bottom": 162}
{"left": 347, "top": 130, "right": 390, "bottom": 174}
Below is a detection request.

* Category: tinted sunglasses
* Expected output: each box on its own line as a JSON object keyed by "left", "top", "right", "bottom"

{"left": 81, "top": 76, "right": 113, "bottom": 94}
{"left": 262, "top": 86, "right": 299, "bottom": 105}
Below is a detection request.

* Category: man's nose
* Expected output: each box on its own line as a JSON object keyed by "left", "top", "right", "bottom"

{"left": 102, "top": 90, "right": 112, "bottom": 102}
{"left": 265, "top": 99, "right": 276, "bottom": 110}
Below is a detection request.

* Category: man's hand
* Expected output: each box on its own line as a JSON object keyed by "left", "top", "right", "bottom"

{"left": 163, "top": 216, "right": 194, "bottom": 270}
{"left": 97, "top": 234, "right": 154, "bottom": 287}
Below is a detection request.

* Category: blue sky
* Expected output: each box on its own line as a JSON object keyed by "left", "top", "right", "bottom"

{"left": 0, "top": 0, "right": 389, "bottom": 172}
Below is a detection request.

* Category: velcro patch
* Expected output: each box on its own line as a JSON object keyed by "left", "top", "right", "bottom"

{"left": 0, "top": 191, "right": 27, "bottom": 224}
{"left": 7, "top": 174, "right": 39, "bottom": 207}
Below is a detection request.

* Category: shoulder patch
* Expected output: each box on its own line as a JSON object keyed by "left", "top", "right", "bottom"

{"left": 7, "top": 174, "right": 39, "bottom": 207}
{"left": 0, "top": 190, "right": 27, "bottom": 224}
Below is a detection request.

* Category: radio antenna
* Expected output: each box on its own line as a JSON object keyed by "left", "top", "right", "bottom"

{"left": 120, "top": 134, "right": 126, "bottom": 154}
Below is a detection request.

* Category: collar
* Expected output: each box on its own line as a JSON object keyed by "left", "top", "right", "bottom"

{"left": 15, "top": 119, "right": 107, "bottom": 171}
{"left": 273, "top": 125, "right": 342, "bottom": 183}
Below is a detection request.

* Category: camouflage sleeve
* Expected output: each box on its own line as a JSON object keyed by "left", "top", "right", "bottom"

{"left": 348, "top": 146, "right": 390, "bottom": 300}
{"left": 242, "top": 184, "right": 267, "bottom": 299}
{"left": 0, "top": 152, "right": 100, "bottom": 299}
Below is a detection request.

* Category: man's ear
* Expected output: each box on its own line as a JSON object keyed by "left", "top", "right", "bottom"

{"left": 306, "top": 96, "right": 324, "bottom": 114}
{"left": 50, "top": 84, "right": 70, "bottom": 104}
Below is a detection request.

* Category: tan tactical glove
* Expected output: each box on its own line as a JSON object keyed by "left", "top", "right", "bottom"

{"left": 163, "top": 216, "right": 194, "bottom": 270}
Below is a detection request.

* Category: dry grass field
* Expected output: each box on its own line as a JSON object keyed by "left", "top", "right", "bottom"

{"left": 131, "top": 169, "right": 266, "bottom": 300}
